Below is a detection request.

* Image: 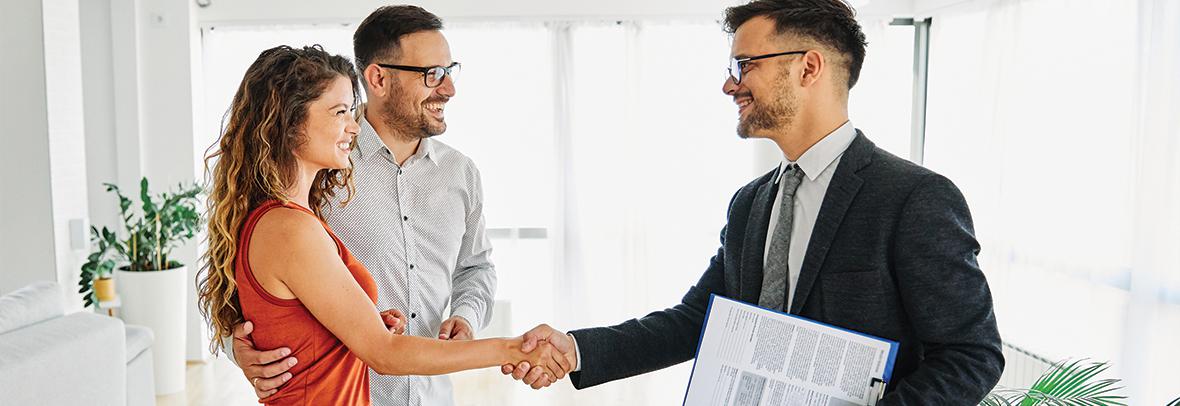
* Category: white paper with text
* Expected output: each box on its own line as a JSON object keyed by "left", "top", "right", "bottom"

{"left": 683, "top": 295, "right": 899, "bottom": 406}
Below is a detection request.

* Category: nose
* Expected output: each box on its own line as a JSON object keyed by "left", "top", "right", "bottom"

{"left": 436, "top": 75, "right": 456, "bottom": 98}
{"left": 345, "top": 114, "right": 361, "bottom": 135}
{"left": 722, "top": 76, "right": 738, "bottom": 96}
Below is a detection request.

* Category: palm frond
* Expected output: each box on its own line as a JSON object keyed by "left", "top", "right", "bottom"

{"left": 980, "top": 359, "right": 1126, "bottom": 406}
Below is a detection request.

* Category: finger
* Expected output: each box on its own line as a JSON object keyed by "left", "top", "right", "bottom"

{"left": 520, "top": 334, "right": 539, "bottom": 353}
{"left": 251, "top": 347, "right": 293, "bottom": 366}
{"left": 522, "top": 364, "right": 547, "bottom": 386}
{"left": 451, "top": 325, "right": 473, "bottom": 340}
{"left": 254, "top": 388, "right": 276, "bottom": 399}
{"left": 512, "top": 362, "right": 531, "bottom": 380}
{"left": 501, "top": 364, "right": 514, "bottom": 375}
{"left": 438, "top": 320, "right": 453, "bottom": 340}
{"left": 252, "top": 357, "right": 298, "bottom": 379}
{"left": 254, "top": 372, "right": 292, "bottom": 392}
{"left": 233, "top": 321, "right": 254, "bottom": 339}
{"left": 551, "top": 351, "right": 570, "bottom": 379}
{"left": 528, "top": 367, "right": 553, "bottom": 389}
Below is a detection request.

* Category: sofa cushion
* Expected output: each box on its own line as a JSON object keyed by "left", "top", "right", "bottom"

{"left": 0, "top": 282, "right": 65, "bottom": 335}
{"left": 124, "top": 324, "right": 154, "bottom": 363}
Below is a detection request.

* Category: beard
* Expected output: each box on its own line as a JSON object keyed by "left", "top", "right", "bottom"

{"left": 736, "top": 70, "right": 798, "bottom": 139}
{"left": 380, "top": 87, "right": 448, "bottom": 140}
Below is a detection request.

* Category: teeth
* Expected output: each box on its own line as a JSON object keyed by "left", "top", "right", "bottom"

{"left": 337, "top": 142, "right": 351, "bottom": 151}
{"left": 426, "top": 103, "right": 445, "bottom": 112}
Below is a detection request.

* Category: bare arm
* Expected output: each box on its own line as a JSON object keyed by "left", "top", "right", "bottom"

{"left": 249, "top": 209, "right": 567, "bottom": 377}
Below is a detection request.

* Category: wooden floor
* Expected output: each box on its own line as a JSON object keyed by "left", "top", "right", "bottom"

{"left": 153, "top": 357, "right": 527, "bottom": 405}
{"left": 156, "top": 357, "right": 256, "bottom": 406}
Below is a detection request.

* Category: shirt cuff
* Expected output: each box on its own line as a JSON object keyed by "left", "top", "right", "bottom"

{"left": 450, "top": 305, "right": 482, "bottom": 333}
{"left": 221, "top": 335, "right": 238, "bottom": 366}
{"left": 568, "top": 333, "right": 582, "bottom": 372}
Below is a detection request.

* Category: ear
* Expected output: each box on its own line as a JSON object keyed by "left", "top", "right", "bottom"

{"left": 362, "top": 64, "right": 387, "bottom": 98}
{"left": 799, "top": 50, "right": 826, "bottom": 88}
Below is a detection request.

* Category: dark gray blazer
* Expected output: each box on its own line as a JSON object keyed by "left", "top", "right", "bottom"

{"left": 568, "top": 132, "right": 1003, "bottom": 405}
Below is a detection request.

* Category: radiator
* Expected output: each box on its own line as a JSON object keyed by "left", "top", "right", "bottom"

{"left": 997, "top": 342, "right": 1057, "bottom": 389}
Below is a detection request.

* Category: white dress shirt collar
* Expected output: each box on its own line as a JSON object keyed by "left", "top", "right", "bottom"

{"left": 355, "top": 115, "right": 438, "bottom": 166}
{"left": 774, "top": 120, "right": 857, "bottom": 183}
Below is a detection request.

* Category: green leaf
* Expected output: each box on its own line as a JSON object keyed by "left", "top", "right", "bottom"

{"left": 986, "top": 359, "right": 1127, "bottom": 406}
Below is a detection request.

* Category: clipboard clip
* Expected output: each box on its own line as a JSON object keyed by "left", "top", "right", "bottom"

{"left": 868, "top": 378, "right": 887, "bottom": 405}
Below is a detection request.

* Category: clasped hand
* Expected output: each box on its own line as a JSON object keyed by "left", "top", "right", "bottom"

{"left": 502, "top": 324, "right": 578, "bottom": 390}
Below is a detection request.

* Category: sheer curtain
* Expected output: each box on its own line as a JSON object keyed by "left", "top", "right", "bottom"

{"left": 922, "top": 0, "right": 1180, "bottom": 402}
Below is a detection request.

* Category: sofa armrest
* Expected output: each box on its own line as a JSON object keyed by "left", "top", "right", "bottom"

{"left": 0, "top": 312, "right": 127, "bottom": 406}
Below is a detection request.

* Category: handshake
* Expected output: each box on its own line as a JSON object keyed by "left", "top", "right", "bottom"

{"left": 502, "top": 324, "right": 579, "bottom": 390}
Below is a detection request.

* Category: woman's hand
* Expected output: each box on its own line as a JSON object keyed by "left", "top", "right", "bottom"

{"left": 512, "top": 339, "right": 572, "bottom": 389}
{"left": 380, "top": 308, "right": 408, "bottom": 335}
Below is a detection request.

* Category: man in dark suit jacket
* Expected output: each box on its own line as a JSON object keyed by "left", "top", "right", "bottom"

{"left": 502, "top": 1, "right": 1003, "bottom": 403}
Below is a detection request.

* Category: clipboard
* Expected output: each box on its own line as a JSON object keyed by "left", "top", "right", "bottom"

{"left": 682, "top": 294, "right": 899, "bottom": 406}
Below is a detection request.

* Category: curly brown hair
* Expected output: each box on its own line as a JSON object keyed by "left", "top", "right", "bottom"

{"left": 198, "top": 45, "right": 359, "bottom": 354}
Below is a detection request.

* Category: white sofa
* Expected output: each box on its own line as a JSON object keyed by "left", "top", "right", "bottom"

{"left": 0, "top": 282, "right": 155, "bottom": 405}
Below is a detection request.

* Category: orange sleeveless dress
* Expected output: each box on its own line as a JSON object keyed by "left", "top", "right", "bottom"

{"left": 236, "top": 200, "right": 377, "bottom": 405}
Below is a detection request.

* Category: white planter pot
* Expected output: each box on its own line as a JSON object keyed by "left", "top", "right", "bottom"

{"left": 116, "top": 265, "right": 188, "bottom": 395}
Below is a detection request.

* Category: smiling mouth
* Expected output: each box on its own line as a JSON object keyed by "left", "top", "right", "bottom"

{"left": 425, "top": 101, "right": 446, "bottom": 118}
{"left": 336, "top": 141, "right": 351, "bottom": 152}
{"left": 736, "top": 98, "right": 753, "bottom": 114}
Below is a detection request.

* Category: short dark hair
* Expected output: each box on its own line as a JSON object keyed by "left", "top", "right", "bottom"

{"left": 353, "top": 5, "right": 444, "bottom": 72}
{"left": 724, "top": 0, "right": 867, "bottom": 89}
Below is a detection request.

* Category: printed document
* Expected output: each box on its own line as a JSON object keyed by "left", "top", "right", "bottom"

{"left": 683, "top": 295, "right": 898, "bottom": 406}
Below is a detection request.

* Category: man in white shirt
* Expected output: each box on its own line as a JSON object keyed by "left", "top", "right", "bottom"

{"left": 225, "top": 6, "right": 497, "bottom": 405}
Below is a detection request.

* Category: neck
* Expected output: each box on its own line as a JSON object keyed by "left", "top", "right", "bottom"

{"left": 769, "top": 106, "right": 848, "bottom": 162}
{"left": 365, "top": 105, "right": 421, "bottom": 166}
{"left": 284, "top": 161, "right": 319, "bottom": 210}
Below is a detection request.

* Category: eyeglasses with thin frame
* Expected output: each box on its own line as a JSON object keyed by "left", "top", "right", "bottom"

{"left": 376, "top": 62, "right": 462, "bottom": 88}
{"left": 727, "top": 51, "right": 807, "bottom": 85}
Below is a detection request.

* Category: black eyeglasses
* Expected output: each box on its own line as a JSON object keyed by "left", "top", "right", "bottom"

{"left": 376, "top": 62, "right": 462, "bottom": 88}
{"left": 727, "top": 51, "right": 807, "bottom": 85}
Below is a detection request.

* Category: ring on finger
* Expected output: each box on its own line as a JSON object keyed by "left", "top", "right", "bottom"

{"left": 252, "top": 377, "right": 261, "bottom": 388}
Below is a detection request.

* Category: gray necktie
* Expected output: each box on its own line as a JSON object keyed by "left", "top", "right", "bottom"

{"left": 759, "top": 164, "right": 805, "bottom": 312}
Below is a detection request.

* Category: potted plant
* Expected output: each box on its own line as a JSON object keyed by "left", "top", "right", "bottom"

{"left": 980, "top": 359, "right": 1126, "bottom": 405}
{"left": 81, "top": 178, "right": 202, "bottom": 395}
{"left": 78, "top": 227, "right": 120, "bottom": 306}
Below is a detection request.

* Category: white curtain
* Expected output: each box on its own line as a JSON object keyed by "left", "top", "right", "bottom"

{"left": 922, "top": 0, "right": 1180, "bottom": 402}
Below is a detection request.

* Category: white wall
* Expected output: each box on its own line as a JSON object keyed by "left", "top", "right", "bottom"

{"left": 81, "top": 0, "right": 121, "bottom": 233}
{"left": 0, "top": 0, "right": 58, "bottom": 296}
{"left": 0, "top": 0, "right": 90, "bottom": 311}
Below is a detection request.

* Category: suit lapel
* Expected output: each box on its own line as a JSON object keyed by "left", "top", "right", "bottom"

{"left": 790, "top": 131, "right": 874, "bottom": 313}
{"left": 739, "top": 176, "right": 779, "bottom": 304}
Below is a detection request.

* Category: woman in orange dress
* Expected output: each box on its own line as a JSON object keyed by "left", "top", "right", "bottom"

{"left": 196, "top": 45, "right": 567, "bottom": 405}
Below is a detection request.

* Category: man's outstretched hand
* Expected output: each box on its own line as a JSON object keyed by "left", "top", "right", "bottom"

{"left": 500, "top": 324, "right": 578, "bottom": 389}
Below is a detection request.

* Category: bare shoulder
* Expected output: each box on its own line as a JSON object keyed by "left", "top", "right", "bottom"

{"left": 249, "top": 207, "right": 337, "bottom": 272}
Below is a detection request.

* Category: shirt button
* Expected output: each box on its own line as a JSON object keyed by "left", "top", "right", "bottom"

{"left": 398, "top": 169, "right": 403, "bottom": 175}
{"left": 409, "top": 264, "right": 415, "bottom": 270}
{"left": 403, "top": 216, "right": 408, "bottom": 221}
{"left": 410, "top": 313, "right": 417, "bottom": 319}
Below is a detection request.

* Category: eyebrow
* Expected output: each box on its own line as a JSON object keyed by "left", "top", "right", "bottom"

{"left": 328, "top": 103, "right": 349, "bottom": 110}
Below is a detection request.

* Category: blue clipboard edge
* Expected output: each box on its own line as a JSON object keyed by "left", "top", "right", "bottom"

{"left": 681, "top": 294, "right": 901, "bottom": 405}
{"left": 681, "top": 294, "right": 721, "bottom": 406}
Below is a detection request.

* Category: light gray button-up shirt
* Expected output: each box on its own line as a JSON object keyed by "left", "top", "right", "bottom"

{"left": 325, "top": 116, "right": 497, "bottom": 406}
